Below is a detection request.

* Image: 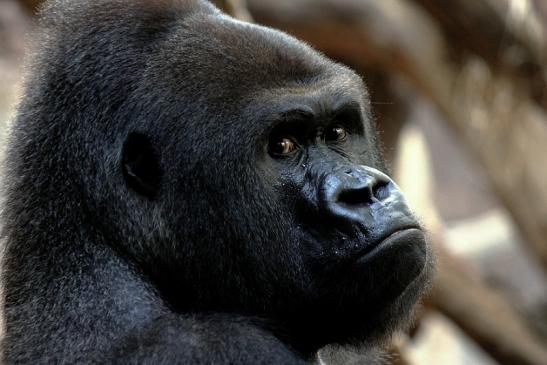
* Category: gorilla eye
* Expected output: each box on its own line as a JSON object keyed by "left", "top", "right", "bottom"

{"left": 325, "top": 126, "right": 348, "bottom": 142}
{"left": 270, "top": 137, "right": 297, "bottom": 156}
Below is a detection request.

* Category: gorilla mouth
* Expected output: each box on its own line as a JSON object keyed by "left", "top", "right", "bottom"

{"left": 355, "top": 226, "right": 423, "bottom": 262}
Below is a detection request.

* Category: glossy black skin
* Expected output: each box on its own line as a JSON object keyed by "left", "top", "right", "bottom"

{"left": 1, "top": 0, "right": 431, "bottom": 364}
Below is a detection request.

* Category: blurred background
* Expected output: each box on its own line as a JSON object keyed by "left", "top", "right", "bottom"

{"left": 0, "top": 0, "right": 546, "bottom": 364}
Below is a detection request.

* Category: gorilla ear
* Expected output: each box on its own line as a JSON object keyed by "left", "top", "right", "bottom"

{"left": 122, "top": 132, "right": 161, "bottom": 199}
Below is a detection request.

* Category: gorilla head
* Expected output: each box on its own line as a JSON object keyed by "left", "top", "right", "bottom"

{"left": 2, "top": 0, "right": 432, "bottom": 361}
{"left": 117, "top": 1, "right": 431, "bottom": 350}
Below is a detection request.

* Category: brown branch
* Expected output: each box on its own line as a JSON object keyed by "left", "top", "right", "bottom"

{"left": 432, "top": 247, "right": 547, "bottom": 365}
{"left": 410, "top": 0, "right": 547, "bottom": 117}
{"left": 16, "top": 0, "right": 41, "bottom": 13}
{"left": 395, "top": 119, "right": 547, "bottom": 365}
{"left": 212, "top": 0, "right": 253, "bottom": 21}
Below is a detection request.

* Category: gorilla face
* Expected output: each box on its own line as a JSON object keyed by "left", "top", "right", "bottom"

{"left": 112, "top": 2, "right": 431, "bottom": 354}
{"left": 244, "top": 92, "right": 430, "bottom": 351}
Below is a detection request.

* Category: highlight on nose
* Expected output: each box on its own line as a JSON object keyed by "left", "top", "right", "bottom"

{"left": 321, "top": 166, "right": 394, "bottom": 222}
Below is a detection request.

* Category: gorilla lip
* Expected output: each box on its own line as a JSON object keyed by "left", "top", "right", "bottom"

{"left": 355, "top": 226, "right": 422, "bottom": 261}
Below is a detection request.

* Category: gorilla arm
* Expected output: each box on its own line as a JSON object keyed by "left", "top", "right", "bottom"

{"left": 2, "top": 238, "right": 307, "bottom": 365}
{"left": 102, "top": 313, "right": 308, "bottom": 364}
{"left": 93, "top": 258, "right": 310, "bottom": 365}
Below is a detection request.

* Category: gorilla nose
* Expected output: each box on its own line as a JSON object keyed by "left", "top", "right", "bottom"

{"left": 322, "top": 166, "right": 393, "bottom": 223}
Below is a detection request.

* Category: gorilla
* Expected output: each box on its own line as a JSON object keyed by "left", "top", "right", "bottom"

{"left": 1, "top": 0, "right": 432, "bottom": 363}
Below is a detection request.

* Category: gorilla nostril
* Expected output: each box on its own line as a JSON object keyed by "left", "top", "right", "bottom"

{"left": 336, "top": 179, "right": 391, "bottom": 207}
{"left": 372, "top": 179, "right": 390, "bottom": 201}
{"left": 337, "top": 187, "right": 374, "bottom": 206}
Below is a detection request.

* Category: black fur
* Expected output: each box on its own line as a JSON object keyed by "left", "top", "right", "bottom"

{"left": 1, "top": 0, "right": 432, "bottom": 363}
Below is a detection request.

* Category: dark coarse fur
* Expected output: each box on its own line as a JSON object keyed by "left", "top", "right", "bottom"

{"left": 1, "top": 0, "right": 432, "bottom": 364}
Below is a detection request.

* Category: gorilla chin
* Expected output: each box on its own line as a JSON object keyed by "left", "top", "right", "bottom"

{"left": 351, "top": 228, "right": 429, "bottom": 338}
{"left": 357, "top": 228, "right": 428, "bottom": 290}
{"left": 293, "top": 227, "right": 430, "bottom": 353}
